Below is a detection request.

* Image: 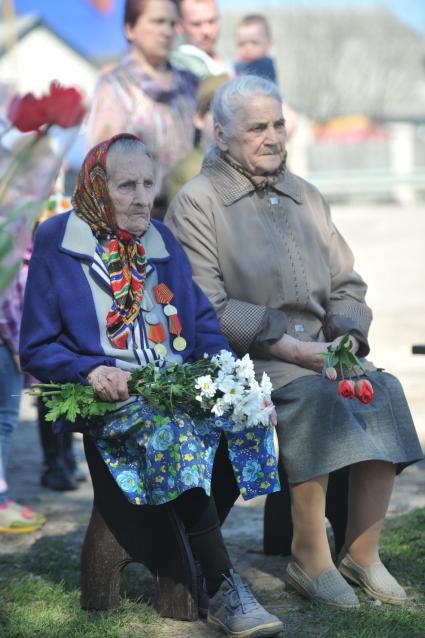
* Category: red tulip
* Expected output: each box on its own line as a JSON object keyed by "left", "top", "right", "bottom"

{"left": 354, "top": 379, "right": 374, "bottom": 404}
{"left": 40, "top": 82, "right": 86, "bottom": 128}
{"left": 7, "top": 93, "right": 48, "bottom": 132}
{"left": 7, "top": 82, "right": 86, "bottom": 133}
{"left": 338, "top": 379, "right": 355, "bottom": 399}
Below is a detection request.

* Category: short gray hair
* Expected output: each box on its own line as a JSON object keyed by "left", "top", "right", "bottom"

{"left": 212, "top": 75, "right": 283, "bottom": 138}
{"left": 107, "top": 136, "right": 152, "bottom": 161}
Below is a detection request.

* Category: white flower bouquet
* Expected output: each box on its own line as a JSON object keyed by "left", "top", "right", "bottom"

{"left": 30, "top": 350, "right": 274, "bottom": 427}
{"left": 195, "top": 351, "right": 274, "bottom": 428}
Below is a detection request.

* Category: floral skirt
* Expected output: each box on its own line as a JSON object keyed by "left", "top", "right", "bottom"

{"left": 89, "top": 398, "right": 280, "bottom": 505}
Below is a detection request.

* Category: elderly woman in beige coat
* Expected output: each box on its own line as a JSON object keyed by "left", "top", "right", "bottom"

{"left": 165, "top": 75, "right": 423, "bottom": 609}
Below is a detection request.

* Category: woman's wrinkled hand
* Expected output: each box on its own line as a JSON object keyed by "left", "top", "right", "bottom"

{"left": 261, "top": 399, "right": 277, "bottom": 427}
{"left": 270, "top": 334, "right": 330, "bottom": 373}
{"left": 293, "top": 340, "right": 331, "bottom": 372}
{"left": 87, "top": 365, "right": 130, "bottom": 402}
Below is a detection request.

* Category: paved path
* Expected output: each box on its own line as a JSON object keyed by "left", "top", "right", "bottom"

{"left": 332, "top": 203, "right": 425, "bottom": 446}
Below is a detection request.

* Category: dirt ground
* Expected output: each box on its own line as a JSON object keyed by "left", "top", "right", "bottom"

{"left": 2, "top": 202, "right": 425, "bottom": 636}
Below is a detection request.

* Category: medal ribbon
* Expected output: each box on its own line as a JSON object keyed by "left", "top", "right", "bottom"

{"left": 152, "top": 282, "right": 186, "bottom": 350}
{"left": 168, "top": 314, "right": 182, "bottom": 336}
{"left": 152, "top": 283, "right": 174, "bottom": 304}
{"left": 148, "top": 322, "right": 167, "bottom": 344}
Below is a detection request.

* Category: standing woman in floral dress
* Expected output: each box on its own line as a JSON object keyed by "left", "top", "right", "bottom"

{"left": 86, "top": 0, "right": 198, "bottom": 217}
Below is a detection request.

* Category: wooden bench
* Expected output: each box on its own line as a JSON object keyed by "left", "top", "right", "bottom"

{"left": 80, "top": 432, "right": 348, "bottom": 616}
{"left": 80, "top": 435, "right": 198, "bottom": 619}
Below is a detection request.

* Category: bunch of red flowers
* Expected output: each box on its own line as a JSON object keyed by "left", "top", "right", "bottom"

{"left": 338, "top": 378, "right": 374, "bottom": 404}
{"left": 321, "top": 334, "right": 374, "bottom": 405}
{"left": 7, "top": 82, "right": 86, "bottom": 134}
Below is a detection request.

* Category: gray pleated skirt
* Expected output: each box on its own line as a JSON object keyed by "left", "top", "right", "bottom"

{"left": 273, "top": 371, "right": 423, "bottom": 484}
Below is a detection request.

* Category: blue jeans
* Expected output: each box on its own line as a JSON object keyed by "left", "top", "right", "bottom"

{"left": 0, "top": 345, "right": 23, "bottom": 504}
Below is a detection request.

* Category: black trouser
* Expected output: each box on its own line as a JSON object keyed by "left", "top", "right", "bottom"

{"left": 85, "top": 433, "right": 239, "bottom": 595}
{"left": 38, "top": 398, "right": 77, "bottom": 489}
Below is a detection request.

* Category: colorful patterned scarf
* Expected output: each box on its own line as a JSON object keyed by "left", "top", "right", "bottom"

{"left": 71, "top": 133, "right": 147, "bottom": 350}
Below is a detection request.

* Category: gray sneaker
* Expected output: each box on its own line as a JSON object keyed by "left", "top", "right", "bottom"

{"left": 207, "top": 569, "right": 283, "bottom": 638}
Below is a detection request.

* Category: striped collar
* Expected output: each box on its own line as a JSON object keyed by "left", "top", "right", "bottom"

{"left": 60, "top": 211, "right": 170, "bottom": 263}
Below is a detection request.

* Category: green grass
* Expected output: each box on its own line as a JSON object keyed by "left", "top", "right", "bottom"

{"left": 281, "top": 508, "right": 425, "bottom": 638}
{"left": 1, "top": 509, "right": 424, "bottom": 638}
{"left": 284, "top": 604, "right": 425, "bottom": 638}
{"left": 0, "top": 537, "right": 160, "bottom": 638}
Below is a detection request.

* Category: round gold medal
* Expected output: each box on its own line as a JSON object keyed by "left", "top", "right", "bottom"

{"left": 154, "top": 343, "right": 167, "bottom": 357}
{"left": 164, "top": 304, "right": 177, "bottom": 316}
{"left": 173, "top": 336, "right": 187, "bottom": 351}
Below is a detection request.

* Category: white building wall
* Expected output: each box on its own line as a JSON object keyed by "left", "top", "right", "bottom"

{"left": 0, "top": 27, "right": 98, "bottom": 100}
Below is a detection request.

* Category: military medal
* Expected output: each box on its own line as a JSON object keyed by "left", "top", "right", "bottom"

{"left": 163, "top": 304, "right": 177, "bottom": 316}
{"left": 153, "top": 283, "right": 174, "bottom": 305}
{"left": 148, "top": 322, "right": 167, "bottom": 343}
{"left": 154, "top": 343, "right": 167, "bottom": 357}
{"left": 148, "top": 320, "right": 167, "bottom": 357}
{"left": 141, "top": 289, "right": 155, "bottom": 312}
{"left": 153, "top": 283, "right": 187, "bottom": 352}
{"left": 153, "top": 282, "right": 187, "bottom": 352}
{"left": 145, "top": 312, "right": 160, "bottom": 324}
{"left": 173, "top": 336, "right": 187, "bottom": 351}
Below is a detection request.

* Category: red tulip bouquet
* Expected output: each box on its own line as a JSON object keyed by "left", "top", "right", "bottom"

{"left": 0, "top": 82, "right": 86, "bottom": 293}
{"left": 321, "top": 334, "right": 374, "bottom": 404}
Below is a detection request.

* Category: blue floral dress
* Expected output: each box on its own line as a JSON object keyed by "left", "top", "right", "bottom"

{"left": 87, "top": 229, "right": 280, "bottom": 505}
{"left": 90, "top": 398, "right": 279, "bottom": 505}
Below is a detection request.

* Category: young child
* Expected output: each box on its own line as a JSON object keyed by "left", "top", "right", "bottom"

{"left": 234, "top": 14, "right": 277, "bottom": 83}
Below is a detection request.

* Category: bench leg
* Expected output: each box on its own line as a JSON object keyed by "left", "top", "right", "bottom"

{"left": 80, "top": 505, "right": 130, "bottom": 610}
{"left": 154, "top": 506, "right": 197, "bottom": 620}
{"left": 82, "top": 435, "right": 198, "bottom": 619}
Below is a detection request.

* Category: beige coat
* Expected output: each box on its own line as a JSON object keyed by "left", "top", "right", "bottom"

{"left": 165, "top": 151, "right": 374, "bottom": 390}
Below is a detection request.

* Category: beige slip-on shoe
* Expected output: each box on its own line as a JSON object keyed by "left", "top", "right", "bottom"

{"left": 339, "top": 553, "right": 407, "bottom": 605}
{"left": 286, "top": 561, "right": 360, "bottom": 609}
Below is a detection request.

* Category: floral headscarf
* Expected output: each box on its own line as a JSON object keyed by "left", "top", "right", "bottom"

{"left": 72, "top": 133, "right": 147, "bottom": 350}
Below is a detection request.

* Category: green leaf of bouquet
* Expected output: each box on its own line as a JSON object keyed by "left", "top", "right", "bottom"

{"left": 345, "top": 350, "right": 360, "bottom": 365}
{"left": 86, "top": 401, "right": 114, "bottom": 418}
{"left": 339, "top": 351, "right": 354, "bottom": 369}
{"left": 44, "top": 408, "right": 63, "bottom": 422}
{"left": 327, "top": 353, "right": 338, "bottom": 368}
{"left": 338, "top": 334, "right": 350, "bottom": 348}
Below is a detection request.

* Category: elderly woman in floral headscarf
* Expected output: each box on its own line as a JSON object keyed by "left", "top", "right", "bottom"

{"left": 20, "top": 133, "right": 283, "bottom": 638}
